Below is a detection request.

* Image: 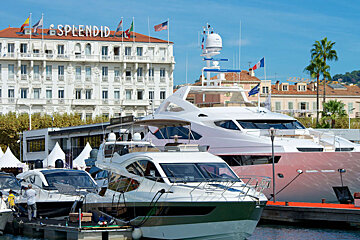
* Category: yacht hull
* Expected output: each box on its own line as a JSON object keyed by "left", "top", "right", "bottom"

{"left": 0, "top": 209, "right": 12, "bottom": 234}
{"left": 232, "top": 151, "right": 360, "bottom": 203}
{"left": 102, "top": 200, "right": 266, "bottom": 240}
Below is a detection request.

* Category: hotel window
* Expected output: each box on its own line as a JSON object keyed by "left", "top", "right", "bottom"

{"left": 114, "top": 90, "right": 120, "bottom": 99}
{"left": 348, "top": 102, "right": 354, "bottom": 114}
{"left": 58, "top": 89, "right": 64, "bottom": 99}
{"left": 275, "top": 102, "right": 281, "bottom": 111}
{"left": 101, "top": 46, "right": 108, "bottom": 56}
{"left": 160, "top": 68, "right": 166, "bottom": 78}
{"left": 20, "top": 88, "right": 28, "bottom": 99}
{"left": 313, "top": 102, "right": 317, "bottom": 110}
{"left": 262, "top": 86, "right": 269, "bottom": 94}
{"left": 8, "top": 89, "right": 14, "bottom": 99}
{"left": 46, "top": 65, "right": 52, "bottom": 77}
{"left": 85, "top": 66, "right": 91, "bottom": 80}
{"left": 85, "top": 89, "right": 92, "bottom": 99}
{"left": 160, "top": 91, "right": 166, "bottom": 100}
{"left": 46, "top": 89, "right": 52, "bottom": 99}
{"left": 137, "top": 90, "right": 143, "bottom": 100}
{"left": 102, "top": 67, "right": 108, "bottom": 80}
{"left": 33, "top": 88, "right": 40, "bottom": 99}
{"left": 75, "top": 89, "right": 81, "bottom": 99}
{"left": 126, "top": 90, "right": 132, "bottom": 100}
{"left": 33, "top": 49, "right": 39, "bottom": 54}
{"left": 7, "top": 43, "right": 14, "bottom": 53}
{"left": 137, "top": 47, "right": 143, "bottom": 56}
{"left": 288, "top": 102, "right": 293, "bottom": 110}
{"left": 148, "top": 47, "right": 154, "bottom": 56}
{"left": 137, "top": 67, "right": 143, "bottom": 77}
{"left": 125, "top": 47, "right": 131, "bottom": 56}
{"left": 34, "top": 65, "right": 40, "bottom": 79}
{"left": 159, "top": 48, "right": 166, "bottom": 57}
{"left": 21, "top": 65, "right": 27, "bottom": 75}
{"left": 20, "top": 43, "right": 27, "bottom": 53}
{"left": 300, "top": 102, "right": 308, "bottom": 110}
{"left": 58, "top": 66, "right": 65, "bottom": 75}
{"left": 114, "top": 68, "right": 120, "bottom": 78}
{"left": 85, "top": 44, "right": 91, "bottom": 55}
{"left": 102, "top": 90, "right": 108, "bottom": 99}
{"left": 74, "top": 43, "right": 81, "bottom": 55}
{"left": 282, "top": 85, "right": 288, "bottom": 91}
{"left": 76, "top": 66, "right": 81, "bottom": 80}
{"left": 57, "top": 45, "right": 64, "bottom": 55}
{"left": 149, "top": 90, "right": 154, "bottom": 100}
{"left": 8, "top": 64, "right": 14, "bottom": 79}
{"left": 298, "top": 85, "right": 306, "bottom": 91}
{"left": 149, "top": 68, "right": 154, "bottom": 77}
{"left": 114, "top": 46, "right": 120, "bottom": 56}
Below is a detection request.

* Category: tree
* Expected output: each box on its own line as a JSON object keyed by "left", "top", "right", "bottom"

{"left": 311, "top": 37, "right": 338, "bottom": 104}
{"left": 304, "top": 57, "right": 330, "bottom": 126}
{"left": 322, "top": 100, "right": 347, "bottom": 128}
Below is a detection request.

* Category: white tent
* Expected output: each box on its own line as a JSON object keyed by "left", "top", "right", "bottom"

{"left": 0, "top": 147, "right": 4, "bottom": 158}
{"left": 0, "top": 147, "right": 27, "bottom": 169}
{"left": 73, "top": 142, "right": 92, "bottom": 169}
{"left": 44, "top": 142, "right": 65, "bottom": 167}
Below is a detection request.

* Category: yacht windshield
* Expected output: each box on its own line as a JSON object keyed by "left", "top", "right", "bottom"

{"left": 237, "top": 120, "right": 305, "bottom": 129}
{"left": 160, "top": 163, "right": 239, "bottom": 183}
{"left": 0, "top": 175, "right": 21, "bottom": 190}
{"left": 42, "top": 170, "right": 97, "bottom": 190}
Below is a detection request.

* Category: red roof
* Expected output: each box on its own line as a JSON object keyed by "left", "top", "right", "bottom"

{"left": 272, "top": 84, "right": 360, "bottom": 96}
{"left": 0, "top": 27, "right": 171, "bottom": 43}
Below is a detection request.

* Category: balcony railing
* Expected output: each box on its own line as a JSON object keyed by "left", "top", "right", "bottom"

{"left": 85, "top": 76, "right": 91, "bottom": 81}
{"left": 102, "top": 76, "right": 108, "bottom": 82}
{"left": 75, "top": 75, "right": 81, "bottom": 81}
{"left": 21, "top": 74, "right": 28, "bottom": 80}
{"left": 58, "top": 75, "right": 64, "bottom": 81}
{"left": 114, "top": 76, "right": 121, "bottom": 82}
{"left": 46, "top": 76, "right": 52, "bottom": 81}
{"left": 125, "top": 76, "right": 132, "bottom": 81}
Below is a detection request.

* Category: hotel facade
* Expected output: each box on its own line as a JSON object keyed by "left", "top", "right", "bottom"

{"left": 0, "top": 25, "right": 174, "bottom": 119}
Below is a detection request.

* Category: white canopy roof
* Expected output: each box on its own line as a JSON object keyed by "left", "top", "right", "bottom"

{"left": 0, "top": 147, "right": 4, "bottom": 158}
{"left": 44, "top": 142, "right": 65, "bottom": 167}
{"left": 73, "top": 142, "right": 92, "bottom": 169}
{"left": 0, "top": 147, "right": 25, "bottom": 169}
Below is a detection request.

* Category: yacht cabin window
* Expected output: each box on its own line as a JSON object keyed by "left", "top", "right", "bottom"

{"left": 236, "top": 120, "right": 305, "bottom": 130}
{"left": 214, "top": 120, "right": 239, "bottom": 130}
{"left": 153, "top": 126, "right": 202, "bottom": 140}
{"left": 126, "top": 160, "right": 163, "bottom": 182}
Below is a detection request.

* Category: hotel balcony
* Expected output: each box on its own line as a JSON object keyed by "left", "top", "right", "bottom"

{"left": 72, "top": 99, "right": 97, "bottom": 106}
{"left": 114, "top": 76, "right": 121, "bottom": 82}
{"left": 122, "top": 99, "right": 149, "bottom": 106}
{"left": 16, "top": 98, "right": 47, "bottom": 105}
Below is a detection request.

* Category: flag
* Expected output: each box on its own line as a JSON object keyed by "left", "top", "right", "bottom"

{"left": 115, "top": 19, "right": 123, "bottom": 33}
{"left": 201, "top": 37, "right": 204, "bottom": 49}
{"left": 20, "top": 16, "right": 30, "bottom": 32}
{"left": 124, "top": 20, "right": 134, "bottom": 38}
{"left": 264, "top": 93, "right": 271, "bottom": 110}
{"left": 248, "top": 83, "right": 260, "bottom": 97}
{"left": 32, "top": 17, "right": 43, "bottom": 33}
{"left": 154, "top": 21, "right": 168, "bottom": 32}
{"left": 252, "top": 57, "right": 265, "bottom": 70}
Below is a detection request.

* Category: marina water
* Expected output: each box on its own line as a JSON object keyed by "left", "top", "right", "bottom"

{"left": 1, "top": 224, "right": 360, "bottom": 240}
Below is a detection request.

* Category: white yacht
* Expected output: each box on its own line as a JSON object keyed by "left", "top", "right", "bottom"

{"left": 142, "top": 25, "right": 360, "bottom": 203}
{"left": 16, "top": 168, "right": 98, "bottom": 217}
{"left": 95, "top": 131, "right": 269, "bottom": 240}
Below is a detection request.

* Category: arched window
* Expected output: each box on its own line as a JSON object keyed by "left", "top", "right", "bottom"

{"left": 85, "top": 43, "right": 91, "bottom": 55}
{"left": 74, "top": 43, "right": 81, "bottom": 55}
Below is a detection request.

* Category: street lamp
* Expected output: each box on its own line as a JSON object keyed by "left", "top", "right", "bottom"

{"left": 349, "top": 108, "right": 355, "bottom": 129}
{"left": 269, "top": 127, "right": 276, "bottom": 202}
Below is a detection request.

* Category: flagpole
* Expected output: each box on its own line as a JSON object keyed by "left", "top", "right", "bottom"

{"left": 29, "top": 13, "right": 32, "bottom": 53}
{"left": 167, "top": 18, "right": 170, "bottom": 45}
{"left": 261, "top": 56, "right": 266, "bottom": 111}
{"left": 121, "top": 17, "right": 123, "bottom": 43}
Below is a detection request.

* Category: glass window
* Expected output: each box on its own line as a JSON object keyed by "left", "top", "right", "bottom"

{"left": 85, "top": 44, "right": 91, "bottom": 55}
{"left": 85, "top": 66, "right": 91, "bottom": 76}
{"left": 46, "top": 89, "right": 52, "bottom": 99}
{"left": 126, "top": 90, "right": 132, "bottom": 100}
{"left": 8, "top": 64, "right": 14, "bottom": 78}
{"left": 33, "top": 88, "right": 40, "bottom": 99}
{"left": 86, "top": 89, "right": 91, "bottom": 99}
{"left": 348, "top": 102, "right": 354, "bottom": 114}
{"left": 58, "top": 45, "right": 64, "bottom": 54}
{"left": 20, "top": 43, "right": 27, "bottom": 53}
{"left": 42, "top": 170, "right": 96, "bottom": 190}
{"left": 34, "top": 65, "right": 40, "bottom": 78}
{"left": 74, "top": 43, "right": 81, "bottom": 55}
{"left": 214, "top": 120, "right": 239, "bottom": 130}
{"left": 75, "top": 89, "right": 81, "bottom": 99}
{"left": 114, "top": 90, "right": 120, "bottom": 99}
{"left": 101, "top": 46, "right": 108, "bottom": 56}
{"left": 114, "top": 68, "right": 120, "bottom": 77}
{"left": 288, "top": 102, "right": 293, "bottom": 110}
{"left": 136, "top": 47, "right": 142, "bottom": 56}
{"left": 20, "top": 88, "right": 27, "bottom": 98}
{"left": 0, "top": 175, "right": 21, "bottom": 190}
{"left": 149, "top": 68, "right": 154, "bottom": 77}
{"left": 76, "top": 66, "right": 81, "bottom": 77}
{"left": 108, "top": 172, "right": 139, "bottom": 193}
{"left": 26, "top": 138, "right": 45, "bottom": 152}
{"left": 46, "top": 65, "right": 52, "bottom": 76}
{"left": 149, "top": 91, "right": 154, "bottom": 100}
{"left": 58, "top": 89, "right": 64, "bottom": 99}
{"left": 148, "top": 47, "right": 154, "bottom": 56}
{"left": 137, "top": 67, "right": 143, "bottom": 77}
{"left": 236, "top": 120, "right": 305, "bottom": 130}
{"left": 125, "top": 47, "right": 131, "bottom": 56}
{"left": 160, "top": 68, "right": 166, "bottom": 77}
{"left": 102, "top": 90, "right": 108, "bottom": 99}
{"left": 8, "top": 89, "right": 14, "bottom": 98}
{"left": 126, "top": 69, "right": 131, "bottom": 77}
{"left": 154, "top": 126, "right": 202, "bottom": 140}
{"left": 58, "top": 66, "right": 64, "bottom": 76}
{"left": 137, "top": 90, "right": 143, "bottom": 100}
{"left": 160, "top": 91, "right": 166, "bottom": 100}
{"left": 102, "top": 67, "right": 108, "bottom": 76}
{"left": 7, "top": 43, "right": 14, "bottom": 53}
{"left": 126, "top": 160, "right": 163, "bottom": 182}
{"left": 21, "top": 65, "right": 27, "bottom": 74}
{"left": 275, "top": 102, "right": 281, "bottom": 111}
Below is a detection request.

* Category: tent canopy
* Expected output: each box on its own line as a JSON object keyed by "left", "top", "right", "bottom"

{"left": 0, "top": 147, "right": 4, "bottom": 158}
{"left": 73, "top": 142, "right": 92, "bottom": 169}
{"left": 44, "top": 142, "right": 65, "bottom": 167}
{"left": 0, "top": 147, "right": 25, "bottom": 168}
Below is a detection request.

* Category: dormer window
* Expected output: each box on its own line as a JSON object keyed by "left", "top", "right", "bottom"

{"left": 298, "top": 85, "right": 306, "bottom": 91}
{"left": 282, "top": 85, "right": 288, "bottom": 91}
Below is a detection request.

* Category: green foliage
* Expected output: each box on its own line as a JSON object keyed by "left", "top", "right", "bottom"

{"left": 321, "top": 100, "right": 347, "bottom": 128}
{"left": 332, "top": 70, "right": 360, "bottom": 85}
{"left": 0, "top": 113, "right": 107, "bottom": 159}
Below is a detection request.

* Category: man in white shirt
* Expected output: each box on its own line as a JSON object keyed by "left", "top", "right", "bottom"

{"left": 24, "top": 184, "right": 37, "bottom": 221}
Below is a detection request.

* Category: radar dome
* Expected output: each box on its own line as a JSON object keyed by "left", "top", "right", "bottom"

{"left": 133, "top": 132, "right": 142, "bottom": 141}
{"left": 107, "top": 132, "right": 116, "bottom": 142}
{"left": 205, "top": 33, "right": 222, "bottom": 53}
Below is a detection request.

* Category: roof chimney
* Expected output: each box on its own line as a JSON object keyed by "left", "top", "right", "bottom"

{"left": 249, "top": 68, "right": 255, "bottom": 77}
{"left": 275, "top": 81, "right": 280, "bottom": 91}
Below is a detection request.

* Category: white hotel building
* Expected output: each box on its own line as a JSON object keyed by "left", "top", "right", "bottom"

{"left": 0, "top": 26, "right": 174, "bottom": 119}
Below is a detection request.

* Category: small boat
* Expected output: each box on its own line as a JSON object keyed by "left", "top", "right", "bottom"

{"left": 96, "top": 122, "right": 270, "bottom": 240}
{"left": 0, "top": 193, "right": 12, "bottom": 235}
{"left": 16, "top": 168, "right": 98, "bottom": 217}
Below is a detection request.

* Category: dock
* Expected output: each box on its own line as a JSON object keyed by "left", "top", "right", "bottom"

{"left": 262, "top": 201, "right": 360, "bottom": 227}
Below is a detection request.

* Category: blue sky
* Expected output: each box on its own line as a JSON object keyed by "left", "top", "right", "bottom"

{"left": 2, "top": 0, "right": 360, "bottom": 85}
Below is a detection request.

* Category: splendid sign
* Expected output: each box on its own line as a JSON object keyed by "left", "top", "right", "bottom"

{"left": 57, "top": 25, "right": 111, "bottom": 37}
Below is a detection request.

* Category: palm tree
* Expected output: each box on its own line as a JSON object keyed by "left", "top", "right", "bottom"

{"left": 311, "top": 37, "right": 338, "bottom": 104}
{"left": 322, "top": 100, "right": 347, "bottom": 128}
{"left": 304, "top": 57, "right": 330, "bottom": 126}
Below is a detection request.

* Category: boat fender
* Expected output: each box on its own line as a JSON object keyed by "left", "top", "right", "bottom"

{"left": 132, "top": 227, "right": 142, "bottom": 240}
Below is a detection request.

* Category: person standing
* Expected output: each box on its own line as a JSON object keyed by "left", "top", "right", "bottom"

{"left": 7, "top": 190, "right": 16, "bottom": 210}
{"left": 24, "top": 184, "right": 37, "bottom": 221}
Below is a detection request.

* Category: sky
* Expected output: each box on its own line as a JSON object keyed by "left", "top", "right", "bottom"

{"left": 2, "top": 0, "right": 360, "bottom": 86}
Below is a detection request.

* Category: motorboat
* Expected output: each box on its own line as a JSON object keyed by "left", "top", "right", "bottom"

{"left": 95, "top": 131, "right": 269, "bottom": 240}
{"left": 0, "top": 172, "right": 22, "bottom": 195}
{"left": 0, "top": 194, "right": 12, "bottom": 235}
{"left": 16, "top": 168, "right": 98, "bottom": 217}
{"left": 142, "top": 24, "right": 360, "bottom": 203}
